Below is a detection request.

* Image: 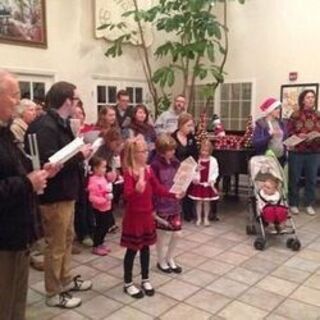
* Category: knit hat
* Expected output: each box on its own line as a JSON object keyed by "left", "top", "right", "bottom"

{"left": 259, "top": 98, "right": 281, "bottom": 114}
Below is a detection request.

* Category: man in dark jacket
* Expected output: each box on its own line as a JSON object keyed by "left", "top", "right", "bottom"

{"left": 115, "top": 89, "right": 133, "bottom": 136}
{"left": 0, "top": 70, "right": 48, "bottom": 320}
{"left": 26, "top": 81, "right": 93, "bottom": 309}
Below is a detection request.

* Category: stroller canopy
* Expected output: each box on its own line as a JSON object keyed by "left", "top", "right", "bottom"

{"left": 249, "top": 155, "right": 284, "bottom": 184}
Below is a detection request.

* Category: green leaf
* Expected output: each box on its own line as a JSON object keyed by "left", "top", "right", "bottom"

{"left": 207, "top": 43, "right": 215, "bottom": 62}
{"left": 167, "top": 69, "right": 175, "bottom": 87}
{"left": 97, "top": 23, "right": 111, "bottom": 30}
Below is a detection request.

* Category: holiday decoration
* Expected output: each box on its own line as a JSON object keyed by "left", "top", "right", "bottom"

{"left": 241, "top": 115, "right": 253, "bottom": 149}
{"left": 196, "top": 111, "right": 209, "bottom": 147}
{"left": 211, "top": 115, "right": 253, "bottom": 150}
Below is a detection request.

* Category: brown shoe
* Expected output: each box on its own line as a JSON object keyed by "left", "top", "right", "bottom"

{"left": 30, "top": 258, "right": 44, "bottom": 271}
{"left": 72, "top": 245, "right": 82, "bottom": 255}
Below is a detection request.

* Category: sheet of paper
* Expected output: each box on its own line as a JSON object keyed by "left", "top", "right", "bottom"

{"left": 306, "top": 131, "right": 320, "bottom": 141}
{"left": 49, "top": 137, "right": 85, "bottom": 164}
{"left": 283, "top": 135, "right": 306, "bottom": 147}
{"left": 88, "top": 137, "right": 105, "bottom": 160}
{"left": 170, "top": 156, "right": 198, "bottom": 193}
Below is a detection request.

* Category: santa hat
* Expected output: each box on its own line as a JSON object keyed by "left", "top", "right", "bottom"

{"left": 259, "top": 98, "right": 281, "bottom": 114}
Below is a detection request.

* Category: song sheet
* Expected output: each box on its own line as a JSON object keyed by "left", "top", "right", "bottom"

{"left": 170, "top": 156, "right": 198, "bottom": 193}
{"left": 49, "top": 137, "right": 85, "bottom": 164}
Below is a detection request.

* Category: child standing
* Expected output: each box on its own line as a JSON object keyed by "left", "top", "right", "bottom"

{"left": 151, "top": 134, "right": 183, "bottom": 274}
{"left": 189, "top": 139, "right": 219, "bottom": 226}
{"left": 121, "top": 136, "right": 181, "bottom": 299}
{"left": 87, "top": 156, "right": 114, "bottom": 256}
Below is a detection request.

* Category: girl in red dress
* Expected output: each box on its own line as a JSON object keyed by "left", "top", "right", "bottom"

{"left": 188, "top": 140, "right": 219, "bottom": 226}
{"left": 121, "top": 135, "right": 181, "bottom": 299}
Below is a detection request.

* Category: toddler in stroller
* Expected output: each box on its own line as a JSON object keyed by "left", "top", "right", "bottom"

{"left": 246, "top": 155, "right": 301, "bottom": 251}
{"left": 257, "top": 175, "right": 288, "bottom": 234}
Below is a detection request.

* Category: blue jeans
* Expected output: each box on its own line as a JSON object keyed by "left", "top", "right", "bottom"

{"left": 288, "top": 152, "right": 320, "bottom": 207}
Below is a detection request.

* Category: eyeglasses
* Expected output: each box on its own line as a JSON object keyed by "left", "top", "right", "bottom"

{"left": 136, "top": 149, "right": 148, "bottom": 154}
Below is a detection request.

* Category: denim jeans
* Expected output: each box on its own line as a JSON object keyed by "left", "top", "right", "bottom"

{"left": 288, "top": 152, "right": 320, "bottom": 207}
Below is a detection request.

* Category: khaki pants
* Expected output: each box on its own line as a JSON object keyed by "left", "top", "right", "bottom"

{"left": 0, "top": 250, "right": 29, "bottom": 320}
{"left": 40, "top": 200, "right": 75, "bottom": 296}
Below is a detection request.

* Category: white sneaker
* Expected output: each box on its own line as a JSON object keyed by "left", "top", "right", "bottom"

{"left": 81, "top": 237, "right": 94, "bottom": 247}
{"left": 204, "top": 219, "right": 210, "bottom": 227}
{"left": 290, "top": 206, "right": 300, "bottom": 215}
{"left": 305, "top": 206, "right": 316, "bottom": 216}
{"left": 64, "top": 275, "right": 93, "bottom": 292}
{"left": 196, "top": 219, "right": 201, "bottom": 226}
{"left": 46, "top": 292, "right": 81, "bottom": 308}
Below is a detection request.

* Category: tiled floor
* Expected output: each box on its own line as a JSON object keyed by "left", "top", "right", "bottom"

{"left": 27, "top": 199, "right": 320, "bottom": 319}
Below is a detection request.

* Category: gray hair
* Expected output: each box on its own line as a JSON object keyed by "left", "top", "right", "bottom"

{"left": 16, "top": 99, "right": 36, "bottom": 115}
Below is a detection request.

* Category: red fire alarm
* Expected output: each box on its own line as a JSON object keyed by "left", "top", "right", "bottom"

{"left": 289, "top": 72, "right": 298, "bottom": 81}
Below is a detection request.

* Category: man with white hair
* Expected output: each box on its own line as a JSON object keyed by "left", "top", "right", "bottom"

{"left": 11, "top": 98, "right": 37, "bottom": 146}
{"left": 0, "top": 70, "right": 49, "bottom": 320}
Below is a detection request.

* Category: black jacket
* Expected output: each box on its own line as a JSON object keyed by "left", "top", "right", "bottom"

{"left": 0, "top": 125, "right": 34, "bottom": 251}
{"left": 26, "top": 109, "right": 83, "bottom": 204}
{"left": 172, "top": 130, "right": 199, "bottom": 162}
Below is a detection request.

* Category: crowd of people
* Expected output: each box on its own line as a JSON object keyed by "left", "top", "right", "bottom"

{"left": 1, "top": 68, "right": 320, "bottom": 319}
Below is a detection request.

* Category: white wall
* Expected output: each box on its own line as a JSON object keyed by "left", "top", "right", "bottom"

{"left": 224, "top": 0, "right": 320, "bottom": 119}
{"left": 0, "top": 0, "right": 157, "bottom": 122}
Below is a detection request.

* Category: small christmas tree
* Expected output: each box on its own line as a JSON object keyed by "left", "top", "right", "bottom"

{"left": 196, "top": 111, "right": 209, "bottom": 147}
{"left": 241, "top": 115, "right": 253, "bottom": 148}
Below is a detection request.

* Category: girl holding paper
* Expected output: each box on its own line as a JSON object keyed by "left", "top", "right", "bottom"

{"left": 151, "top": 134, "right": 183, "bottom": 274}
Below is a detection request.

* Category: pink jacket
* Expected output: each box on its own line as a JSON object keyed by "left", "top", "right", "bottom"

{"left": 87, "top": 175, "right": 113, "bottom": 212}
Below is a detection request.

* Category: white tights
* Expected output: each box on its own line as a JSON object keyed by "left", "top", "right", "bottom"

{"left": 195, "top": 200, "right": 210, "bottom": 225}
{"left": 156, "top": 229, "right": 181, "bottom": 268}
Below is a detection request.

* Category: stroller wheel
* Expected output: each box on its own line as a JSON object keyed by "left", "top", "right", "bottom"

{"left": 291, "top": 239, "right": 301, "bottom": 251}
{"left": 254, "top": 237, "right": 266, "bottom": 251}
{"left": 246, "top": 225, "right": 256, "bottom": 235}
{"left": 286, "top": 238, "right": 295, "bottom": 249}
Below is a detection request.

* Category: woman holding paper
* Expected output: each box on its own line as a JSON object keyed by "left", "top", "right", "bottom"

{"left": 172, "top": 113, "right": 199, "bottom": 221}
{"left": 287, "top": 89, "right": 320, "bottom": 216}
{"left": 252, "top": 97, "right": 287, "bottom": 165}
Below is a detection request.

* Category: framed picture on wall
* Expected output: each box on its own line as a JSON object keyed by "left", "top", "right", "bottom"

{"left": 0, "top": 0, "right": 47, "bottom": 48}
{"left": 280, "top": 83, "right": 319, "bottom": 118}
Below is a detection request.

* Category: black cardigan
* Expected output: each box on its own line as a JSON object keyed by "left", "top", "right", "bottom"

{"left": 171, "top": 130, "right": 199, "bottom": 162}
{"left": 0, "top": 125, "right": 35, "bottom": 250}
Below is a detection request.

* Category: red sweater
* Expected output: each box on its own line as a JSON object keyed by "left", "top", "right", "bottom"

{"left": 288, "top": 109, "right": 320, "bottom": 152}
{"left": 123, "top": 167, "right": 174, "bottom": 213}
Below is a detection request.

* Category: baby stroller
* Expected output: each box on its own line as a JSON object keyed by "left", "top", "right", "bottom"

{"left": 246, "top": 154, "right": 301, "bottom": 251}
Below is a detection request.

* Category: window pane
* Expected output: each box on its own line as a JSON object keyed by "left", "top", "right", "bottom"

{"left": 220, "top": 102, "right": 229, "bottom": 117}
{"left": 108, "top": 86, "right": 117, "bottom": 103}
{"left": 220, "top": 84, "right": 229, "bottom": 100}
{"left": 240, "top": 119, "right": 247, "bottom": 130}
{"left": 231, "top": 83, "right": 241, "bottom": 100}
{"left": 126, "top": 87, "right": 134, "bottom": 103}
{"left": 97, "top": 86, "right": 106, "bottom": 103}
{"left": 221, "top": 118, "right": 230, "bottom": 130}
{"left": 19, "top": 81, "right": 31, "bottom": 99}
{"left": 135, "top": 87, "right": 143, "bottom": 103}
{"left": 230, "top": 119, "right": 239, "bottom": 130}
{"left": 242, "top": 83, "right": 252, "bottom": 100}
{"left": 33, "top": 82, "right": 45, "bottom": 102}
{"left": 242, "top": 101, "right": 251, "bottom": 118}
{"left": 231, "top": 101, "right": 240, "bottom": 118}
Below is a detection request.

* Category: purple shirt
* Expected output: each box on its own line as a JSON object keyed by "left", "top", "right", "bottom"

{"left": 151, "top": 154, "right": 181, "bottom": 215}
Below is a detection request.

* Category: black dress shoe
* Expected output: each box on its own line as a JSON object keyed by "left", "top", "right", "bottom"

{"left": 170, "top": 265, "right": 182, "bottom": 274}
{"left": 123, "top": 284, "right": 144, "bottom": 299}
{"left": 141, "top": 281, "right": 155, "bottom": 296}
{"left": 157, "top": 263, "right": 172, "bottom": 273}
